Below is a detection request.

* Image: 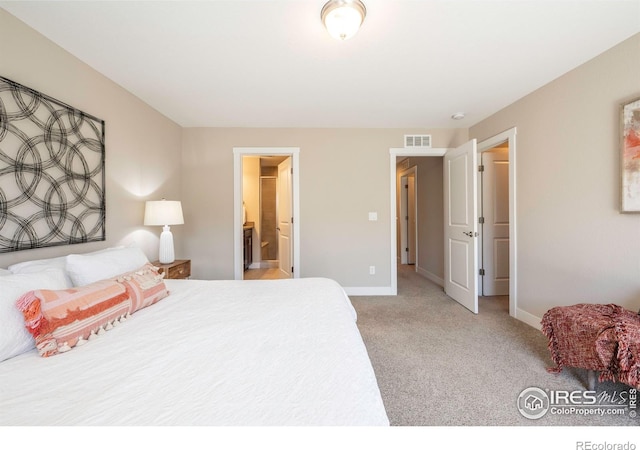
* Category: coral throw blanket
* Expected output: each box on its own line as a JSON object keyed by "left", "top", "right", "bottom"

{"left": 541, "top": 303, "right": 640, "bottom": 389}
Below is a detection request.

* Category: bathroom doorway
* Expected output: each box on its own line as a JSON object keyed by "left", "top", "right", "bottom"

{"left": 244, "top": 156, "right": 290, "bottom": 280}
{"left": 233, "top": 147, "right": 299, "bottom": 281}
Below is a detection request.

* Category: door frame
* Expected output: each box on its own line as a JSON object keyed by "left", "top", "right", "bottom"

{"left": 478, "top": 146, "right": 510, "bottom": 297}
{"left": 389, "top": 147, "right": 447, "bottom": 295}
{"left": 233, "top": 147, "right": 300, "bottom": 280}
{"left": 388, "top": 128, "right": 517, "bottom": 319}
{"left": 477, "top": 128, "right": 517, "bottom": 318}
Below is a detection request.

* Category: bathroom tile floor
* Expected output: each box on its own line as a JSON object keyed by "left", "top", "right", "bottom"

{"left": 243, "top": 268, "right": 290, "bottom": 280}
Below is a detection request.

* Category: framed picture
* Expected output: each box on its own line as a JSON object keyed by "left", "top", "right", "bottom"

{"left": 0, "top": 76, "right": 105, "bottom": 252}
{"left": 621, "top": 96, "right": 640, "bottom": 213}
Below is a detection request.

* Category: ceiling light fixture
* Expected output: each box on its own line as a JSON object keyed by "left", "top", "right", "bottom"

{"left": 451, "top": 112, "right": 466, "bottom": 120}
{"left": 321, "top": 0, "right": 366, "bottom": 41}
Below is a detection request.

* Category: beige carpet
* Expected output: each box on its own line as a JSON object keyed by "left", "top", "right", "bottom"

{"left": 350, "top": 265, "right": 639, "bottom": 427}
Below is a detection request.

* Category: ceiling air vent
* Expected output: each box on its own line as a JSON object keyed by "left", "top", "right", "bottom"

{"left": 404, "top": 135, "right": 431, "bottom": 148}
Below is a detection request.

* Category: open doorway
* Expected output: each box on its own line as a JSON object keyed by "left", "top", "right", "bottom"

{"left": 478, "top": 143, "right": 510, "bottom": 315}
{"left": 389, "top": 147, "right": 447, "bottom": 295}
{"left": 477, "top": 128, "right": 517, "bottom": 319}
{"left": 233, "top": 147, "right": 300, "bottom": 281}
{"left": 398, "top": 165, "right": 417, "bottom": 266}
{"left": 242, "top": 155, "right": 291, "bottom": 280}
{"left": 395, "top": 156, "right": 445, "bottom": 288}
{"left": 389, "top": 127, "right": 517, "bottom": 319}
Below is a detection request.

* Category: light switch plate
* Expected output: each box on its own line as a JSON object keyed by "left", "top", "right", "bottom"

{"left": 368, "top": 212, "right": 377, "bottom": 221}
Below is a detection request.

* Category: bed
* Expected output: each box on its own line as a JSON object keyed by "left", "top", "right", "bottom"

{"left": 0, "top": 248, "right": 389, "bottom": 426}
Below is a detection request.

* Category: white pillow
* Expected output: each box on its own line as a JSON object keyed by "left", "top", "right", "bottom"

{"left": 66, "top": 247, "right": 149, "bottom": 286}
{"left": 8, "top": 255, "right": 71, "bottom": 287}
{"left": 8, "top": 246, "right": 125, "bottom": 288}
{"left": 0, "top": 268, "right": 70, "bottom": 362}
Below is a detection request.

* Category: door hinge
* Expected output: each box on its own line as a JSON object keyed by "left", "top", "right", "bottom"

{"left": 405, "top": 247, "right": 409, "bottom": 252}
{"left": 478, "top": 165, "right": 485, "bottom": 172}
{"left": 479, "top": 216, "right": 485, "bottom": 224}
{"left": 479, "top": 268, "right": 485, "bottom": 276}
{"left": 291, "top": 217, "right": 294, "bottom": 224}
{"left": 291, "top": 266, "right": 294, "bottom": 274}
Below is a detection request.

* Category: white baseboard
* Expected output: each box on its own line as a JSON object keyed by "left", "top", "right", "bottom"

{"left": 344, "top": 286, "right": 395, "bottom": 296}
{"left": 515, "top": 308, "right": 542, "bottom": 330}
{"left": 416, "top": 266, "right": 444, "bottom": 287}
{"left": 259, "top": 260, "right": 279, "bottom": 269}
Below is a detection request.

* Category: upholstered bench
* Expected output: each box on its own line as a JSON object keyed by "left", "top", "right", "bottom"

{"left": 541, "top": 303, "right": 640, "bottom": 390}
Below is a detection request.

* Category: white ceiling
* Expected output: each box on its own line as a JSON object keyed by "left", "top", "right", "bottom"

{"left": 2, "top": 0, "right": 639, "bottom": 128}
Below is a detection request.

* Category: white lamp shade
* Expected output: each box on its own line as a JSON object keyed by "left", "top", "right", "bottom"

{"left": 321, "top": 0, "right": 366, "bottom": 40}
{"left": 144, "top": 200, "right": 184, "bottom": 226}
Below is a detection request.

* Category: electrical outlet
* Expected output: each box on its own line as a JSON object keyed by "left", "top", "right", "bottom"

{"left": 369, "top": 266, "right": 375, "bottom": 275}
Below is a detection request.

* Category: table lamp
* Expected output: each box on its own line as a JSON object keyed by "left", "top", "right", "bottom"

{"left": 144, "top": 199, "right": 184, "bottom": 264}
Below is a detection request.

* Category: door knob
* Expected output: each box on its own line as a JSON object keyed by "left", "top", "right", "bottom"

{"left": 463, "top": 231, "right": 477, "bottom": 237}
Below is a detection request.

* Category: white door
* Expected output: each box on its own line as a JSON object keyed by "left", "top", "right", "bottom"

{"left": 444, "top": 139, "right": 478, "bottom": 313}
{"left": 481, "top": 148, "right": 510, "bottom": 296}
{"left": 407, "top": 174, "right": 416, "bottom": 264}
{"left": 277, "top": 158, "right": 292, "bottom": 277}
{"left": 399, "top": 168, "right": 417, "bottom": 265}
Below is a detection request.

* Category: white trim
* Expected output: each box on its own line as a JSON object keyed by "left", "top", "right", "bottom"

{"left": 515, "top": 308, "right": 541, "bottom": 330}
{"left": 416, "top": 265, "right": 444, "bottom": 287}
{"left": 233, "top": 147, "right": 300, "bottom": 280}
{"left": 477, "top": 128, "right": 517, "bottom": 319}
{"left": 259, "top": 260, "right": 279, "bottom": 269}
{"left": 389, "top": 147, "right": 448, "bottom": 295}
{"left": 344, "top": 286, "right": 396, "bottom": 296}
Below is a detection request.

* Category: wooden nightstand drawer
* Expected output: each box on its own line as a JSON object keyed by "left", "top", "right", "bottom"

{"left": 153, "top": 259, "right": 191, "bottom": 280}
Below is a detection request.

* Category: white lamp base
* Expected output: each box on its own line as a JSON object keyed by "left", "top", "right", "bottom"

{"left": 158, "top": 225, "right": 175, "bottom": 264}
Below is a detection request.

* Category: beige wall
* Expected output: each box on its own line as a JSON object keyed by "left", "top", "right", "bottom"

{"left": 412, "top": 157, "right": 445, "bottom": 283}
{"left": 470, "top": 33, "right": 640, "bottom": 319}
{"left": 0, "top": 10, "right": 182, "bottom": 268}
{"left": 182, "top": 128, "right": 465, "bottom": 289}
{"left": 8, "top": 7, "right": 636, "bottom": 312}
{"left": 242, "top": 156, "right": 261, "bottom": 265}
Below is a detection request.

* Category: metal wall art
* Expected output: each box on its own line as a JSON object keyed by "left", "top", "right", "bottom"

{"left": 0, "top": 76, "right": 105, "bottom": 253}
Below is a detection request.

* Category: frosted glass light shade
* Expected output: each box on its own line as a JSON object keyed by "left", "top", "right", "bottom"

{"left": 321, "top": 0, "right": 366, "bottom": 40}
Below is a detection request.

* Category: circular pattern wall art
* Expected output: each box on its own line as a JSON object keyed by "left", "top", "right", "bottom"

{"left": 0, "top": 76, "right": 105, "bottom": 253}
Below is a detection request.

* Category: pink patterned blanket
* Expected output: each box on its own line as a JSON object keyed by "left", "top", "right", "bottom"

{"left": 541, "top": 303, "right": 640, "bottom": 389}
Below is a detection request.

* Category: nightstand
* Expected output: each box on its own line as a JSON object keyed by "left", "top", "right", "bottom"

{"left": 153, "top": 259, "right": 191, "bottom": 280}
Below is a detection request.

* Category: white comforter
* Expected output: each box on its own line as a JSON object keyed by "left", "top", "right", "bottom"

{"left": 0, "top": 277, "right": 389, "bottom": 426}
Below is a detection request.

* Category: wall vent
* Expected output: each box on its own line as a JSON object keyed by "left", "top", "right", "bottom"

{"left": 404, "top": 135, "right": 431, "bottom": 148}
